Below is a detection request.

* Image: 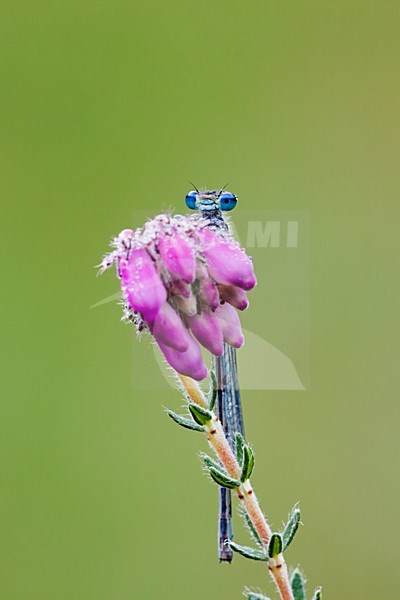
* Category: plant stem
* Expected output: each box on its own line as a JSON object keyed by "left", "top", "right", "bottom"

{"left": 269, "top": 555, "right": 293, "bottom": 600}
{"left": 178, "top": 375, "right": 294, "bottom": 600}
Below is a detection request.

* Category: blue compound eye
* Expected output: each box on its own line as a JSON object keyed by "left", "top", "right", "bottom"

{"left": 185, "top": 190, "right": 198, "bottom": 210}
{"left": 218, "top": 192, "right": 237, "bottom": 211}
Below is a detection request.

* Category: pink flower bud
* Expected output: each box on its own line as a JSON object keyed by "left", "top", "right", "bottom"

{"left": 157, "top": 329, "right": 208, "bottom": 381}
{"left": 199, "top": 277, "right": 220, "bottom": 311}
{"left": 188, "top": 312, "right": 224, "bottom": 356}
{"left": 214, "top": 302, "right": 244, "bottom": 348}
{"left": 157, "top": 233, "right": 196, "bottom": 284}
{"left": 151, "top": 302, "right": 189, "bottom": 352}
{"left": 218, "top": 284, "right": 249, "bottom": 311}
{"left": 198, "top": 228, "right": 256, "bottom": 291}
{"left": 120, "top": 249, "right": 167, "bottom": 324}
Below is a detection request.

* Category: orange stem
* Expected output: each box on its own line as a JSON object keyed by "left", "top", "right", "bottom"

{"left": 178, "top": 375, "right": 294, "bottom": 600}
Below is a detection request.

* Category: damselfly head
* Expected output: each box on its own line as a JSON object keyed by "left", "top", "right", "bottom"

{"left": 185, "top": 189, "right": 237, "bottom": 213}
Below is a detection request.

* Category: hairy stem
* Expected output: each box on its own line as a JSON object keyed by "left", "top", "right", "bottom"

{"left": 178, "top": 374, "right": 294, "bottom": 600}
{"left": 269, "top": 555, "right": 293, "bottom": 600}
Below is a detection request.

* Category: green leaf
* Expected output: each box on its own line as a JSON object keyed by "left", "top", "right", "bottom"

{"left": 311, "top": 587, "right": 322, "bottom": 600}
{"left": 242, "top": 510, "right": 263, "bottom": 547}
{"left": 228, "top": 541, "right": 268, "bottom": 561}
{"left": 267, "top": 533, "right": 283, "bottom": 558}
{"left": 245, "top": 593, "right": 270, "bottom": 600}
{"left": 236, "top": 431, "right": 245, "bottom": 466}
{"left": 208, "top": 467, "right": 240, "bottom": 489}
{"left": 188, "top": 403, "right": 212, "bottom": 426}
{"left": 240, "top": 445, "right": 255, "bottom": 482}
{"left": 166, "top": 409, "right": 204, "bottom": 432}
{"left": 202, "top": 453, "right": 221, "bottom": 472}
{"left": 208, "top": 370, "right": 217, "bottom": 411}
{"left": 291, "top": 569, "right": 305, "bottom": 600}
{"left": 282, "top": 505, "right": 301, "bottom": 550}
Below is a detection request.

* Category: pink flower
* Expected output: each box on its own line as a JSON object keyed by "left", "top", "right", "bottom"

{"left": 188, "top": 312, "right": 224, "bottom": 357}
{"left": 196, "top": 263, "right": 220, "bottom": 311}
{"left": 218, "top": 284, "right": 249, "bottom": 311}
{"left": 151, "top": 302, "right": 189, "bottom": 352}
{"left": 157, "top": 329, "right": 208, "bottom": 381}
{"left": 119, "top": 248, "right": 167, "bottom": 326}
{"left": 197, "top": 228, "right": 257, "bottom": 291}
{"left": 214, "top": 302, "right": 245, "bottom": 348}
{"left": 100, "top": 210, "right": 256, "bottom": 380}
{"left": 157, "top": 233, "right": 196, "bottom": 284}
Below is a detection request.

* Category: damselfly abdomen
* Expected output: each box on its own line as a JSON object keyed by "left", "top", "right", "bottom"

{"left": 185, "top": 187, "right": 245, "bottom": 562}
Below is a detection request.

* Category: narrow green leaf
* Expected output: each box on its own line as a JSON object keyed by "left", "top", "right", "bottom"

{"left": 267, "top": 533, "right": 283, "bottom": 558}
{"left": 202, "top": 453, "right": 222, "bottom": 472}
{"left": 208, "top": 467, "right": 240, "bottom": 489}
{"left": 208, "top": 370, "right": 217, "bottom": 411}
{"left": 166, "top": 409, "right": 204, "bottom": 432}
{"left": 242, "top": 510, "right": 263, "bottom": 547}
{"left": 245, "top": 593, "right": 270, "bottom": 600}
{"left": 236, "top": 431, "right": 245, "bottom": 466}
{"left": 311, "top": 587, "right": 322, "bottom": 600}
{"left": 291, "top": 569, "right": 306, "bottom": 600}
{"left": 188, "top": 403, "right": 212, "bottom": 426}
{"left": 282, "top": 505, "right": 301, "bottom": 550}
{"left": 240, "top": 445, "right": 255, "bottom": 482}
{"left": 228, "top": 541, "right": 268, "bottom": 561}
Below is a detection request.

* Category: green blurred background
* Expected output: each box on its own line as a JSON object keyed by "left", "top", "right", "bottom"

{"left": 1, "top": 2, "right": 399, "bottom": 598}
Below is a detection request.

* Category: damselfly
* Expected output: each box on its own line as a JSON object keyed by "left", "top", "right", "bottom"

{"left": 185, "top": 188, "right": 245, "bottom": 562}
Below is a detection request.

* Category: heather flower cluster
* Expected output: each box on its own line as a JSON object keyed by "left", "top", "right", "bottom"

{"left": 100, "top": 212, "right": 256, "bottom": 380}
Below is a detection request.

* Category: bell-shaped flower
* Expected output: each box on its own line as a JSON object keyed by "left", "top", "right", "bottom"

{"left": 157, "top": 329, "right": 208, "bottom": 381}
{"left": 198, "top": 277, "right": 220, "bottom": 311}
{"left": 197, "top": 228, "right": 256, "bottom": 291}
{"left": 120, "top": 248, "right": 167, "bottom": 326}
{"left": 214, "top": 302, "right": 244, "bottom": 348}
{"left": 188, "top": 311, "right": 224, "bottom": 357}
{"left": 157, "top": 232, "right": 196, "bottom": 284}
{"left": 151, "top": 302, "right": 189, "bottom": 352}
{"left": 218, "top": 284, "right": 249, "bottom": 311}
